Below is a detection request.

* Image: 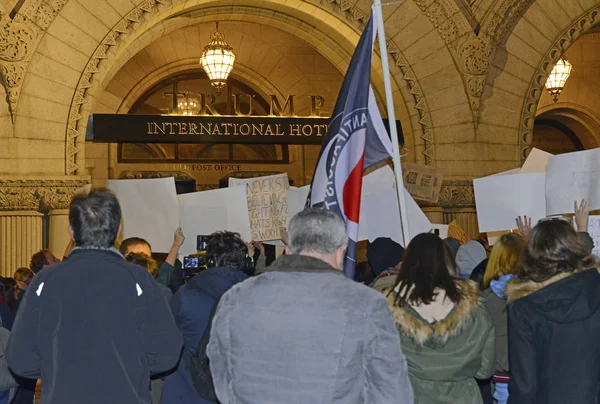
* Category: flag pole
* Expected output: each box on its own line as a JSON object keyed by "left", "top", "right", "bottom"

{"left": 372, "top": 0, "right": 411, "bottom": 247}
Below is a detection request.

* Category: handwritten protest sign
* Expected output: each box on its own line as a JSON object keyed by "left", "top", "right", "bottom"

{"left": 229, "top": 174, "right": 290, "bottom": 241}
{"left": 403, "top": 163, "right": 445, "bottom": 203}
{"left": 546, "top": 148, "right": 600, "bottom": 215}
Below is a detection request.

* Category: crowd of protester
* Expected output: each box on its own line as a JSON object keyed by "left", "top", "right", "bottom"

{"left": 0, "top": 188, "right": 598, "bottom": 403}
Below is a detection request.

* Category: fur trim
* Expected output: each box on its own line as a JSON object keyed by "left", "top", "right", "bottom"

{"left": 387, "top": 279, "right": 481, "bottom": 346}
{"left": 505, "top": 269, "right": 599, "bottom": 302}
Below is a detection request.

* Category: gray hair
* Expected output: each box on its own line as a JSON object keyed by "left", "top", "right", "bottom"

{"left": 288, "top": 208, "right": 348, "bottom": 255}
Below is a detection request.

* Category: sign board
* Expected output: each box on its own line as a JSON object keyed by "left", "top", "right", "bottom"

{"left": 229, "top": 174, "right": 290, "bottom": 241}
{"left": 546, "top": 148, "right": 600, "bottom": 215}
{"left": 588, "top": 215, "right": 600, "bottom": 257}
{"left": 108, "top": 177, "right": 180, "bottom": 252}
{"left": 403, "top": 163, "right": 445, "bottom": 203}
{"left": 473, "top": 172, "right": 546, "bottom": 233}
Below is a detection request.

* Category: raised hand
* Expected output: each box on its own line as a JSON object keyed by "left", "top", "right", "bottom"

{"left": 516, "top": 216, "right": 532, "bottom": 238}
{"left": 574, "top": 199, "right": 589, "bottom": 232}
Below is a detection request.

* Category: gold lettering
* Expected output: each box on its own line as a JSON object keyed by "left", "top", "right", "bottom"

{"left": 269, "top": 95, "right": 296, "bottom": 117}
{"left": 264, "top": 125, "right": 274, "bottom": 136}
{"left": 200, "top": 94, "right": 220, "bottom": 116}
{"left": 199, "top": 123, "right": 211, "bottom": 135}
{"left": 302, "top": 125, "right": 313, "bottom": 137}
{"left": 233, "top": 94, "right": 255, "bottom": 116}
{"left": 251, "top": 124, "right": 264, "bottom": 136}
{"left": 223, "top": 123, "right": 232, "bottom": 135}
{"left": 190, "top": 123, "right": 199, "bottom": 135}
{"left": 310, "top": 95, "right": 325, "bottom": 117}
{"left": 240, "top": 124, "right": 251, "bottom": 135}
{"left": 316, "top": 124, "right": 327, "bottom": 136}
{"left": 179, "top": 123, "right": 188, "bottom": 135}
{"left": 212, "top": 124, "right": 222, "bottom": 135}
{"left": 289, "top": 124, "right": 301, "bottom": 136}
{"left": 155, "top": 123, "right": 166, "bottom": 135}
{"left": 275, "top": 124, "right": 284, "bottom": 136}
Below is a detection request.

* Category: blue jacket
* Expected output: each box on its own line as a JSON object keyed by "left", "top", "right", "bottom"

{"left": 207, "top": 255, "right": 414, "bottom": 404}
{"left": 161, "top": 267, "right": 248, "bottom": 404}
{"left": 6, "top": 249, "right": 183, "bottom": 404}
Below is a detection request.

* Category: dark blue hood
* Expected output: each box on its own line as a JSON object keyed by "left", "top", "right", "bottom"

{"left": 187, "top": 267, "right": 249, "bottom": 298}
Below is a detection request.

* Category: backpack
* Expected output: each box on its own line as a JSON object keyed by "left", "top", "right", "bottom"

{"left": 188, "top": 289, "right": 222, "bottom": 402}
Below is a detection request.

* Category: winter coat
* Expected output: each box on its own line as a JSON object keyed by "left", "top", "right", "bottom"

{"left": 388, "top": 279, "right": 495, "bottom": 404}
{"left": 207, "top": 254, "right": 414, "bottom": 404}
{"left": 5, "top": 248, "right": 183, "bottom": 404}
{"left": 160, "top": 267, "right": 249, "bottom": 404}
{"left": 482, "top": 274, "right": 514, "bottom": 373}
{"left": 505, "top": 268, "right": 600, "bottom": 404}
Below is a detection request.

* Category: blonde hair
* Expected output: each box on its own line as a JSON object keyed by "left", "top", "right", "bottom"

{"left": 125, "top": 252, "right": 159, "bottom": 277}
{"left": 483, "top": 233, "right": 525, "bottom": 289}
{"left": 14, "top": 267, "right": 34, "bottom": 283}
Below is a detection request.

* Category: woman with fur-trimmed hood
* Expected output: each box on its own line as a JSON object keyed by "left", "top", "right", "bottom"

{"left": 386, "top": 233, "right": 495, "bottom": 404}
{"left": 505, "top": 218, "right": 600, "bottom": 404}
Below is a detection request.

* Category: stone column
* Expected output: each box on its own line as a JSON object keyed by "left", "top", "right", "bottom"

{"left": 444, "top": 208, "right": 480, "bottom": 239}
{"left": 422, "top": 206, "right": 444, "bottom": 224}
{"left": 49, "top": 209, "right": 70, "bottom": 259}
{"left": 0, "top": 211, "right": 44, "bottom": 277}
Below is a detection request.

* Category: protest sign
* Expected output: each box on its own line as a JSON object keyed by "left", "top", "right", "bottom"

{"left": 177, "top": 187, "right": 251, "bottom": 256}
{"left": 522, "top": 148, "right": 553, "bottom": 173}
{"left": 587, "top": 215, "right": 600, "bottom": 257}
{"left": 448, "top": 221, "right": 470, "bottom": 244}
{"left": 362, "top": 165, "right": 432, "bottom": 246}
{"left": 229, "top": 174, "right": 290, "bottom": 241}
{"left": 286, "top": 186, "right": 310, "bottom": 226}
{"left": 108, "top": 177, "right": 179, "bottom": 252}
{"left": 546, "top": 148, "right": 600, "bottom": 215}
{"left": 473, "top": 172, "right": 546, "bottom": 233}
{"left": 403, "top": 163, "right": 445, "bottom": 203}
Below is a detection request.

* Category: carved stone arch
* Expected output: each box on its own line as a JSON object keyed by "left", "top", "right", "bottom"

{"left": 535, "top": 102, "right": 600, "bottom": 150}
{"left": 61, "top": 0, "right": 436, "bottom": 176}
{"left": 518, "top": 4, "right": 600, "bottom": 162}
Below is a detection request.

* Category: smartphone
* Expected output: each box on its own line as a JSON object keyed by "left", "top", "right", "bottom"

{"left": 183, "top": 256, "right": 200, "bottom": 269}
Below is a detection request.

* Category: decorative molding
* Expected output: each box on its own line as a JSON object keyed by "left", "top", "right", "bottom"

{"left": 119, "top": 170, "right": 194, "bottom": 181}
{"left": 0, "top": 0, "right": 69, "bottom": 122}
{"left": 0, "top": 178, "right": 90, "bottom": 211}
{"left": 66, "top": 0, "right": 170, "bottom": 176}
{"left": 438, "top": 179, "right": 474, "bottom": 207}
{"left": 518, "top": 6, "right": 600, "bottom": 163}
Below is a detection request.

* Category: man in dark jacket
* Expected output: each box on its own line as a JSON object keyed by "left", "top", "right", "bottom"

{"left": 120, "top": 229, "right": 185, "bottom": 294}
{"left": 6, "top": 188, "right": 183, "bottom": 404}
{"left": 161, "top": 231, "right": 250, "bottom": 404}
{"left": 207, "top": 208, "right": 414, "bottom": 404}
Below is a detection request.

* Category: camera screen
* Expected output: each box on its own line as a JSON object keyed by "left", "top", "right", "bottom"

{"left": 183, "top": 257, "right": 200, "bottom": 269}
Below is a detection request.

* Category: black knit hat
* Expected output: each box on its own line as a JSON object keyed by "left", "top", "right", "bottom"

{"left": 367, "top": 237, "right": 405, "bottom": 277}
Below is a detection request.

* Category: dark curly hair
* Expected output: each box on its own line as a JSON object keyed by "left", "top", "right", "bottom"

{"left": 521, "top": 220, "right": 599, "bottom": 282}
{"left": 30, "top": 250, "right": 49, "bottom": 274}
{"left": 206, "top": 231, "right": 248, "bottom": 271}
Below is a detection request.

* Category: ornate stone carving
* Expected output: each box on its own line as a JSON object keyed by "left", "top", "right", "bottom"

{"left": 438, "top": 180, "right": 474, "bottom": 207}
{"left": 519, "top": 6, "right": 600, "bottom": 163}
{"left": 120, "top": 171, "right": 194, "bottom": 181}
{"left": 66, "top": 0, "right": 171, "bottom": 176}
{"left": 0, "top": 0, "right": 69, "bottom": 121}
{"left": 0, "top": 179, "right": 90, "bottom": 211}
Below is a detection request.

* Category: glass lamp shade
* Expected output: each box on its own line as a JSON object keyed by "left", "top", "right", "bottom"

{"left": 200, "top": 31, "right": 236, "bottom": 94}
{"left": 545, "top": 57, "right": 572, "bottom": 102}
{"left": 177, "top": 95, "right": 200, "bottom": 116}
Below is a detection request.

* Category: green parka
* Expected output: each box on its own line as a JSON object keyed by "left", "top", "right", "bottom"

{"left": 387, "top": 279, "right": 495, "bottom": 404}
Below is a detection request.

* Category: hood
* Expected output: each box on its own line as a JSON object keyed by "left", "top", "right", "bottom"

{"left": 388, "top": 279, "right": 481, "bottom": 346}
{"left": 506, "top": 268, "right": 600, "bottom": 324}
{"left": 490, "top": 273, "right": 515, "bottom": 300}
{"left": 187, "top": 266, "right": 249, "bottom": 297}
{"left": 456, "top": 241, "right": 487, "bottom": 278}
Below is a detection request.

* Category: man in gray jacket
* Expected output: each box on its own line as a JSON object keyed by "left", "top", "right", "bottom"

{"left": 207, "top": 208, "right": 414, "bottom": 404}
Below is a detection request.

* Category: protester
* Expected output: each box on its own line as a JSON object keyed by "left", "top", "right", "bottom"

{"left": 481, "top": 233, "right": 525, "bottom": 404}
{"left": 120, "top": 228, "right": 185, "bottom": 293}
{"left": 506, "top": 219, "right": 600, "bottom": 404}
{"left": 387, "top": 233, "right": 495, "bottom": 404}
{"left": 443, "top": 237, "right": 461, "bottom": 262}
{"left": 207, "top": 208, "right": 414, "bottom": 404}
{"left": 516, "top": 199, "right": 594, "bottom": 253}
{"left": 469, "top": 259, "right": 488, "bottom": 290}
{"left": 161, "top": 231, "right": 251, "bottom": 404}
{"left": 6, "top": 188, "right": 183, "bottom": 404}
{"left": 456, "top": 240, "right": 487, "bottom": 279}
{"left": 29, "top": 250, "right": 60, "bottom": 274}
{"left": 367, "top": 237, "right": 405, "bottom": 292}
{"left": 7, "top": 268, "right": 33, "bottom": 313}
